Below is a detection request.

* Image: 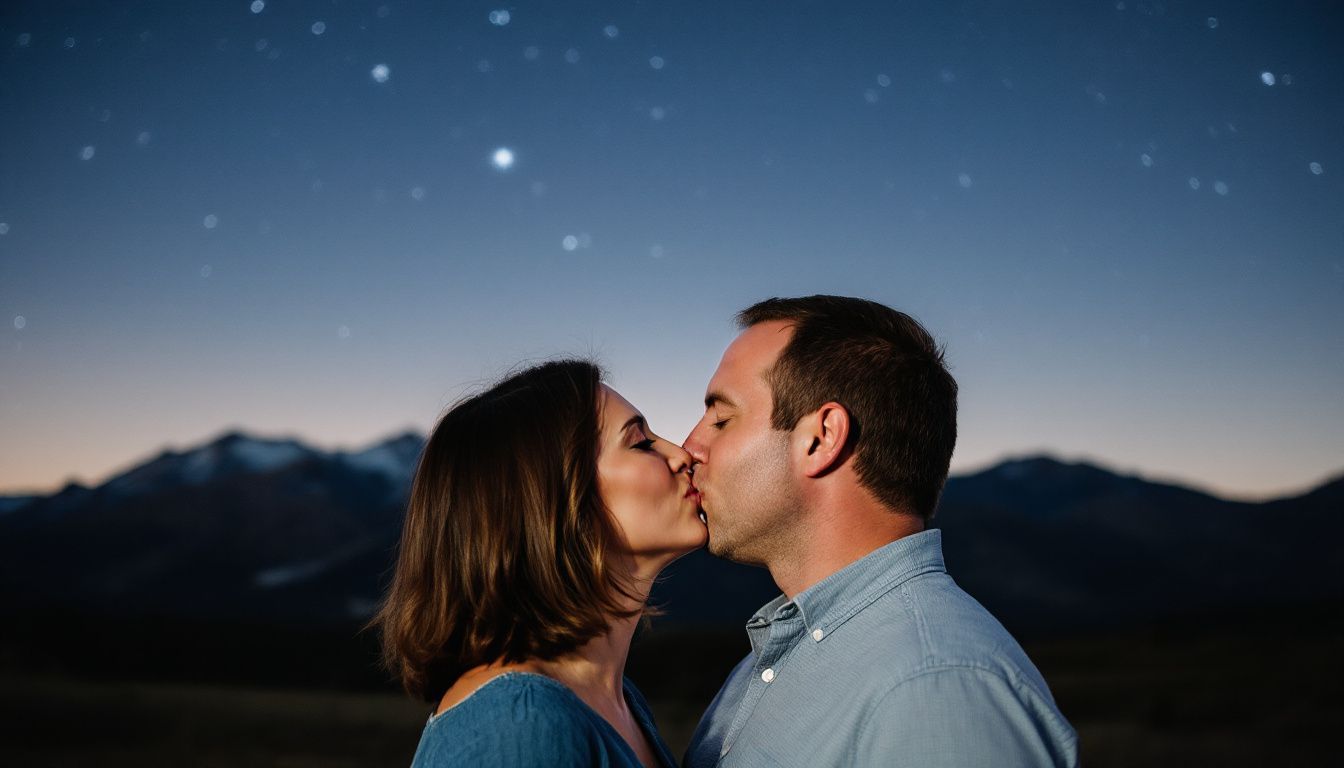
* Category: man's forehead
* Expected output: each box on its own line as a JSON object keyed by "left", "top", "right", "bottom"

{"left": 707, "top": 320, "right": 792, "bottom": 398}
{"left": 725, "top": 320, "right": 792, "bottom": 363}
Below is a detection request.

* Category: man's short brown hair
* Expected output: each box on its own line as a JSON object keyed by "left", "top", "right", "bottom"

{"left": 738, "top": 295, "right": 958, "bottom": 521}
{"left": 370, "top": 360, "right": 640, "bottom": 702}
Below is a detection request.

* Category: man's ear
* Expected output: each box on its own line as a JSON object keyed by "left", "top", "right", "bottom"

{"left": 795, "top": 402, "right": 851, "bottom": 478}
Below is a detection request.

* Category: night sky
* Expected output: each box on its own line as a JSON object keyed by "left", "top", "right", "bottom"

{"left": 2, "top": 1, "right": 1340, "bottom": 500}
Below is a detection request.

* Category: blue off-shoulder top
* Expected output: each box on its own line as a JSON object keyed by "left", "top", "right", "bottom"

{"left": 410, "top": 672, "right": 678, "bottom": 767}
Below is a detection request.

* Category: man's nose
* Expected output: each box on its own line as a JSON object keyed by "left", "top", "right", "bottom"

{"left": 682, "top": 425, "right": 708, "bottom": 465}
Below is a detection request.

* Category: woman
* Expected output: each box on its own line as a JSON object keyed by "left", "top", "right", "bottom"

{"left": 371, "top": 359, "right": 707, "bottom": 767}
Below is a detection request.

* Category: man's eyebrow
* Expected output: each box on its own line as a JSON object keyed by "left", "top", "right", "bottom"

{"left": 704, "top": 391, "right": 736, "bottom": 409}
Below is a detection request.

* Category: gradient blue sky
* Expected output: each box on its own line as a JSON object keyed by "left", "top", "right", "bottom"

{"left": 2, "top": 1, "right": 1341, "bottom": 500}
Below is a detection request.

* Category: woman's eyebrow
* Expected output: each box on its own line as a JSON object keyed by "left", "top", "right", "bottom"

{"left": 620, "top": 415, "right": 646, "bottom": 434}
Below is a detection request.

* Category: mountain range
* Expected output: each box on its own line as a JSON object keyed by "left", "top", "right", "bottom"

{"left": 1, "top": 430, "right": 1340, "bottom": 635}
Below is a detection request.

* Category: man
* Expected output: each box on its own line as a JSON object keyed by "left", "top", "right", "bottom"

{"left": 682, "top": 295, "right": 1078, "bottom": 767}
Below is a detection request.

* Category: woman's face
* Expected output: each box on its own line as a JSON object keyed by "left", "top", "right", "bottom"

{"left": 596, "top": 385, "right": 707, "bottom": 569}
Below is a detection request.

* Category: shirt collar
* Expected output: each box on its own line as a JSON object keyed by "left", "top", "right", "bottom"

{"left": 750, "top": 528, "right": 947, "bottom": 639}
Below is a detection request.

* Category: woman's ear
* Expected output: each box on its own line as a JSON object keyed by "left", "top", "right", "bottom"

{"left": 794, "top": 401, "right": 851, "bottom": 478}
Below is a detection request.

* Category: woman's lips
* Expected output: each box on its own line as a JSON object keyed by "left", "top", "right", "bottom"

{"left": 684, "top": 476, "right": 700, "bottom": 499}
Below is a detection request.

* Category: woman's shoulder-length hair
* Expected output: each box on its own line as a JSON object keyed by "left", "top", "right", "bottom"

{"left": 370, "top": 359, "right": 641, "bottom": 702}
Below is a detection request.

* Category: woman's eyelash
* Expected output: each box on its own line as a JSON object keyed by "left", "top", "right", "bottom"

{"left": 633, "top": 438, "right": 656, "bottom": 451}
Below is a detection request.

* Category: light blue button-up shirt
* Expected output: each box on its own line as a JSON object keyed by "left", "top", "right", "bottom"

{"left": 684, "top": 529, "right": 1078, "bottom": 767}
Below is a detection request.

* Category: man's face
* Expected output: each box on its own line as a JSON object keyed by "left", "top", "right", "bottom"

{"left": 683, "top": 320, "right": 800, "bottom": 564}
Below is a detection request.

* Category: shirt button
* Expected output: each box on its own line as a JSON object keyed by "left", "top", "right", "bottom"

{"left": 812, "top": 628, "right": 825, "bottom": 641}
{"left": 761, "top": 668, "right": 775, "bottom": 683}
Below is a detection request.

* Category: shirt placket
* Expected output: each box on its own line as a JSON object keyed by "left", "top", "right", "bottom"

{"left": 719, "top": 607, "right": 804, "bottom": 761}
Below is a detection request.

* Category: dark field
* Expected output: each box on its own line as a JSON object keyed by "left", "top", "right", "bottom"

{"left": 1, "top": 615, "right": 1339, "bottom": 766}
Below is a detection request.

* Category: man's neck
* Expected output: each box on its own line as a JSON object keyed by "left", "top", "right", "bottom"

{"left": 770, "top": 504, "right": 924, "bottom": 600}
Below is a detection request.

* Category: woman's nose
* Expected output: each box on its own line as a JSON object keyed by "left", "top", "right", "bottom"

{"left": 664, "top": 442, "right": 692, "bottom": 474}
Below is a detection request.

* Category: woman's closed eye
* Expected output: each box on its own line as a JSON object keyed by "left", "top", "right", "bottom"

{"left": 633, "top": 437, "right": 656, "bottom": 451}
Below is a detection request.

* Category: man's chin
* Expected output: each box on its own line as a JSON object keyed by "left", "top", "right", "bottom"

{"left": 704, "top": 534, "right": 738, "bottom": 562}
{"left": 706, "top": 534, "right": 772, "bottom": 569}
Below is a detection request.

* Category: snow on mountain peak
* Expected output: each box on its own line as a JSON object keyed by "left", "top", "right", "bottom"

{"left": 103, "top": 430, "right": 315, "bottom": 496}
{"left": 341, "top": 431, "right": 424, "bottom": 487}
{"left": 213, "top": 432, "right": 310, "bottom": 474}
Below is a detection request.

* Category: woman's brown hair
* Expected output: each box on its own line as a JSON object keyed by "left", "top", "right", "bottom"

{"left": 370, "top": 360, "right": 642, "bottom": 702}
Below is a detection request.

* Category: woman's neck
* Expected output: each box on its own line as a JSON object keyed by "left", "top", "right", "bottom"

{"left": 533, "top": 609, "right": 640, "bottom": 701}
{"left": 449, "top": 555, "right": 665, "bottom": 712}
{"left": 538, "top": 553, "right": 658, "bottom": 700}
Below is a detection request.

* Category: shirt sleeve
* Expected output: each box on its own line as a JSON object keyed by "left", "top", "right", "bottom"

{"left": 853, "top": 666, "right": 1079, "bottom": 768}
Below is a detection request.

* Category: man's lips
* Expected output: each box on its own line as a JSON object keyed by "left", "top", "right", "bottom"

{"left": 686, "top": 479, "right": 707, "bottom": 524}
